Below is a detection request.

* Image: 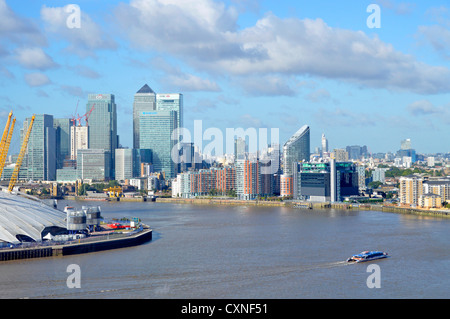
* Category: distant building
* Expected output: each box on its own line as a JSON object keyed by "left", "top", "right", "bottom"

{"left": 281, "top": 125, "right": 310, "bottom": 196}
{"left": 156, "top": 93, "right": 183, "bottom": 130}
{"left": 332, "top": 149, "right": 349, "bottom": 162}
{"left": 139, "top": 110, "right": 177, "bottom": 178}
{"left": 22, "top": 114, "right": 56, "bottom": 181}
{"left": 293, "top": 161, "right": 360, "bottom": 202}
{"left": 54, "top": 118, "right": 73, "bottom": 169}
{"left": 236, "top": 159, "right": 261, "bottom": 200}
{"left": 399, "top": 176, "right": 423, "bottom": 206}
{"left": 321, "top": 133, "right": 328, "bottom": 154}
{"left": 115, "top": 148, "right": 133, "bottom": 181}
{"left": 87, "top": 94, "right": 118, "bottom": 178}
{"left": 70, "top": 125, "right": 88, "bottom": 160}
{"left": 372, "top": 168, "right": 389, "bottom": 184}
{"left": 133, "top": 84, "right": 156, "bottom": 149}
{"left": 77, "top": 149, "right": 111, "bottom": 181}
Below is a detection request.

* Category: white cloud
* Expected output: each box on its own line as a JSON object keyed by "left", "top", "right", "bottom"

{"left": 41, "top": 4, "right": 117, "bottom": 57}
{"left": 167, "top": 73, "right": 221, "bottom": 92}
{"left": 24, "top": 73, "right": 51, "bottom": 87}
{"left": 115, "top": 1, "right": 450, "bottom": 95}
{"left": 15, "top": 47, "right": 58, "bottom": 70}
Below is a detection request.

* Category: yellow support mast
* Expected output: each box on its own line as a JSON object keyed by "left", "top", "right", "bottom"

{"left": 0, "top": 117, "right": 16, "bottom": 179}
{"left": 0, "top": 111, "right": 13, "bottom": 156}
{"left": 8, "top": 115, "right": 35, "bottom": 193}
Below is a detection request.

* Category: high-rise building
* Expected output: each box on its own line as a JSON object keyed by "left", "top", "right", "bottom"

{"left": 115, "top": 148, "right": 133, "bottom": 181}
{"left": 77, "top": 148, "right": 111, "bottom": 181}
{"left": 236, "top": 159, "right": 261, "bottom": 200}
{"left": 133, "top": 84, "right": 156, "bottom": 149}
{"left": 321, "top": 133, "right": 328, "bottom": 154}
{"left": 333, "top": 149, "right": 349, "bottom": 162}
{"left": 22, "top": 114, "right": 56, "bottom": 181}
{"left": 234, "top": 137, "right": 246, "bottom": 160}
{"left": 86, "top": 94, "right": 118, "bottom": 178}
{"left": 281, "top": 125, "right": 310, "bottom": 196}
{"left": 399, "top": 176, "right": 423, "bottom": 206}
{"left": 401, "top": 138, "right": 412, "bottom": 150}
{"left": 283, "top": 125, "right": 310, "bottom": 176}
{"left": 139, "top": 110, "right": 177, "bottom": 178}
{"left": 70, "top": 126, "right": 88, "bottom": 160}
{"left": 156, "top": 93, "right": 183, "bottom": 129}
{"left": 53, "top": 118, "right": 73, "bottom": 169}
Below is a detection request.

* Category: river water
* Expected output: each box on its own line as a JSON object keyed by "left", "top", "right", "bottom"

{"left": 0, "top": 200, "right": 449, "bottom": 299}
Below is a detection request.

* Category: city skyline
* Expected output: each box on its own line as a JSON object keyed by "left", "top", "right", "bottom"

{"left": 0, "top": 0, "right": 450, "bottom": 155}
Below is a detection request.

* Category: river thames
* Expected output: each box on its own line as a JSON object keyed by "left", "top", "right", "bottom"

{"left": 0, "top": 200, "right": 449, "bottom": 299}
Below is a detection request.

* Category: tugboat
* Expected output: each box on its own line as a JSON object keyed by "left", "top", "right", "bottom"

{"left": 347, "top": 251, "right": 389, "bottom": 263}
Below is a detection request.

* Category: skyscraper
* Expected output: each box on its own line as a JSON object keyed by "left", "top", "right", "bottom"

{"left": 70, "top": 126, "right": 88, "bottom": 160}
{"left": 283, "top": 125, "right": 310, "bottom": 176}
{"left": 53, "top": 118, "right": 73, "bottom": 169}
{"left": 156, "top": 93, "right": 183, "bottom": 129}
{"left": 115, "top": 148, "right": 133, "bottom": 181}
{"left": 236, "top": 159, "right": 261, "bottom": 200}
{"left": 86, "top": 94, "right": 118, "bottom": 178}
{"left": 321, "top": 133, "right": 328, "bottom": 154}
{"left": 77, "top": 148, "right": 111, "bottom": 181}
{"left": 139, "top": 110, "right": 177, "bottom": 178}
{"left": 22, "top": 114, "right": 56, "bottom": 181}
{"left": 133, "top": 84, "right": 156, "bottom": 149}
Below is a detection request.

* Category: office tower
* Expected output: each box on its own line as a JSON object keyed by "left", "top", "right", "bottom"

{"left": 401, "top": 138, "right": 411, "bottom": 150}
{"left": 293, "top": 160, "right": 359, "bottom": 202}
{"left": 333, "top": 149, "right": 349, "bottom": 162}
{"left": 281, "top": 125, "right": 310, "bottom": 197}
{"left": 77, "top": 149, "right": 111, "bottom": 181}
{"left": 115, "top": 148, "right": 133, "bottom": 181}
{"left": 234, "top": 137, "right": 246, "bottom": 160}
{"left": 53, "top": 118, "right": 73, "bottom": 169}
{"left": 86, "top": 94, "right": 118, "bottom": 178}
{"left": 156, "top": 93, "right": 183, "bottom": 129}
{"left": 321, "top": 133, "right": 328, "bottom": 154}
{"left": 399, "top": 176, "right": 423, "bottom": 206}
{"left": 139, "top": 110, "right": 177, "bottom": 178}
{"left": 22, "top": 114, "right": 56, "bottom": 181}
{"left": 179, "top": 142, "right": 195, "bottom": 173}
{"left": 133, "top": 84, "right": 156, "bottom": 149}
{"left": 346, "top": 145, "right": 368, "bottom": 160}
{"left": 70, "top": 126, "right": 88, "bottom": 160}
{"left": 283, "top": 125, "right": 310, "bottom": 176}
{"left": 236, "top": 159, "right": 261, "bottom": 200}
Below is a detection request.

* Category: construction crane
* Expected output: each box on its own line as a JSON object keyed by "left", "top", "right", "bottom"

{"left": 8, "top": 115, "right": 34, "bottom": 193}
{"left": 0, "top": 116, "right": 16, "bottom": 179}
{"left": 103, "top": 186, "right": 123, "bottom": 198}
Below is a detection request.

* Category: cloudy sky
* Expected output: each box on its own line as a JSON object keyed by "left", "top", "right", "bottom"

{"left": 1, "top": 0, "right": 449, "bottom": 155}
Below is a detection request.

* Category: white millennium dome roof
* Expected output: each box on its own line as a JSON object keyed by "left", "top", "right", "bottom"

{"left": 0, "top": 190, "right": 66, "bottom": 245}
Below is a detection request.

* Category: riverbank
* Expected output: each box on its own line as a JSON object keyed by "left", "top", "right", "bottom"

{"left": 155, "top": 197, "right": 450, "bottom": 218}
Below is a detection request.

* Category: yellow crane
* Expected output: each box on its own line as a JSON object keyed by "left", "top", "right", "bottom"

{"left": 0, "top": 116, "right": 16, "bottom": 179}
{"left": 8, "top": 115, "right": 35, "bottom": 193}
{"left": 103, "top": 186, "right": 123, "bottom": 197}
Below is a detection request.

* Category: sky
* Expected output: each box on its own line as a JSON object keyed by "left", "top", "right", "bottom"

{"left": 0, "top": 0, "right": 449, "bottom": 155}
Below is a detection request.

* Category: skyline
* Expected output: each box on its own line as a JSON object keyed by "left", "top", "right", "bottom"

{"left": 1, "top": 0, "right": 450, "bottom": 155}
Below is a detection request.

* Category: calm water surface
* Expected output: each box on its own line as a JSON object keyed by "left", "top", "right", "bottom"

{"left": 0, "top": 201, "right": 449, "bottom": 299}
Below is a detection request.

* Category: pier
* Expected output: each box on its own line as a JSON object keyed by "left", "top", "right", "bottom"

{"left": 0, "top": 227, "right": 152, "bottom": 262}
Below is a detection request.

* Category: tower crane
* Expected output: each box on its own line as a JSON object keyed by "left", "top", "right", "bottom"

{"left": 8, "top": 115, "right": 34, "bottom": 193}
{"left": 0, "top": 116, "right": 16, "bottom": 179}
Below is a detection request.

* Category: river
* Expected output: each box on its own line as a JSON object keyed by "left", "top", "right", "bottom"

{"left": 0, "top": 200, "right": 449, "bottom": 299}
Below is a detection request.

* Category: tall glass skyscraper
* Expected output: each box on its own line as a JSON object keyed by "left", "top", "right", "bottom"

{"left": 54, "top": 118, "right": 73, "bottom": 169}
{"left": 22, "top": 114, "right": 56, "bottom": 181}
{"left": 156, "top": 93, "right": 183, "bottom": 129}
{"left": 139, "top": 110, "right": 177, "bottom": 178}
{"left": 133, "top": 84, "right": 156, "bottom": 149}
{"left": 283, "top": 125, "right": 310, "bottom": 176}
{"left": 86, "top": 94, "right": 118, "bottom": 178}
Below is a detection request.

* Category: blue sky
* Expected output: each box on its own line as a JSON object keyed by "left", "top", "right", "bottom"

{"left": 1, "top": 0, "right": 449, "bottom": 155}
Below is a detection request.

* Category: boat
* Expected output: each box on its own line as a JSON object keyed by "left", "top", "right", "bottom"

{"left": 347, "top": 251, "right": 389, "bottom": 263}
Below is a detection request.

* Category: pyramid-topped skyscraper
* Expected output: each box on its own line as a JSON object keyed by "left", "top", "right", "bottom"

{"left": 133, "top": 84, "right": 156, "bottom": 149}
